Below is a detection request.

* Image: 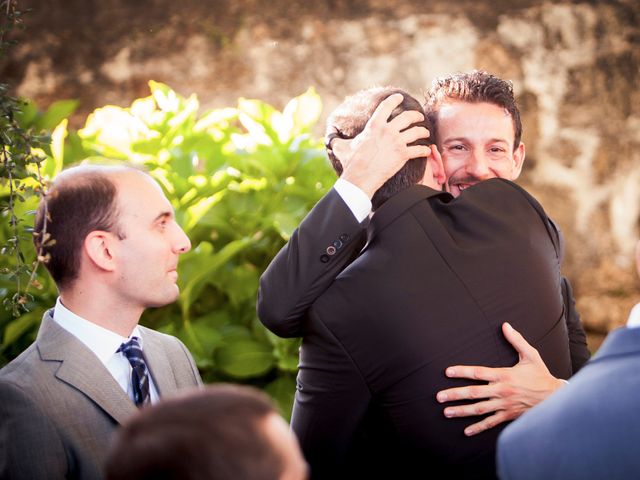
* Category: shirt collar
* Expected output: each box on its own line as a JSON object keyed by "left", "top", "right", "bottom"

{"left": 626, "top": 302, "right": 640, "bottom": 329}
{"left": 53, "top": 297, "right": 143, "bottom": 364}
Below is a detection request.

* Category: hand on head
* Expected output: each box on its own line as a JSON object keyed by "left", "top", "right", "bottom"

{"left": 333, "top": 93, "right": 433, "bottom": 198}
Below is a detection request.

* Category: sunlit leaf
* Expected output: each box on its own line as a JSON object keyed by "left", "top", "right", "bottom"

{"left": 42, "top": 119, "right": 67, "bottom": 179}
{"left": 184, "top": 191, "right": 226, "bottom": 231}
{"left": 280, "top": 87, "right": 322, "bottom": 142}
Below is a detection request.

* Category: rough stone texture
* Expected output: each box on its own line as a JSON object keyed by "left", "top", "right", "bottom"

{"left": 3, "top": 0, "right": 639, "bottom": 347}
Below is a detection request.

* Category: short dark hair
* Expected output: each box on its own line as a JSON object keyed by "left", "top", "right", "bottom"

{"left": 105, "top": 385, "right": 288, "bottom": 480}
{"left": 33, "top": 165, "right": 126, "bottom": 290}
{"left": 424, "top": 70, "right": 522, "bottom": 151}
{"left": 325, "top": 86, "right": 433, "bottom": 210}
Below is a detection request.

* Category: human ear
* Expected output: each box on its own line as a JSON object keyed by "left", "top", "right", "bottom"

{"left": 84, "top": 231, "right": 117, "bottom": 272}
{"left": 429, "top": 144, "right": 446, "bottom": 186}
{"left": 511, "top": 142, "right": 526, "bottom": 179}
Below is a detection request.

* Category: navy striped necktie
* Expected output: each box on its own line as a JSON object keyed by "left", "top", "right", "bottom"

{"left": 117, "top": 336, "right": 150, "bottom": 407}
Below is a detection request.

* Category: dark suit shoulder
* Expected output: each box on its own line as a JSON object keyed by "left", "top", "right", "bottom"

{"left": 453, "top": 178, "right": 546, "bottom": 214}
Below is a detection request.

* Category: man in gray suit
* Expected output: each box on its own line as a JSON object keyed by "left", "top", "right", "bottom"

{"left": 496, "top": 240, "right": 640, "bottom": 480}
{"left": 0, "top": 165, "right": 202, "bottom": 479}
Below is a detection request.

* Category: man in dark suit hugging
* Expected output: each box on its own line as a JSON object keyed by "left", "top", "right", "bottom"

{"left": 272, "top": 87, "right": 574, "bottom": 479}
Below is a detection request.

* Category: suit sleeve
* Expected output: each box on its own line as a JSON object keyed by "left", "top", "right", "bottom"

{"left": 504, "top": 180, "right": 590, "bottom": 374}
{"left": 257, "top": 188, "right": 367, "bottom": 338}
{"left": 0, "top": 381, "right": 70, "bottom": 479}
{"left": 561, "top": 276, "right": 590, "bottom": 373}
{"left": 291, "top": 311, "right": 371, "bottom": 479}
{"left": 546, "top": 216, "right": 590, "bottom": 373}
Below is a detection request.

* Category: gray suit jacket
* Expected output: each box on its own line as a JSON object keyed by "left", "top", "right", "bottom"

{"left": 497, "top": 326, "right": 640, "bottom": 480}
{"left": 0, "top": 310, "right": 202, "bottom": 480}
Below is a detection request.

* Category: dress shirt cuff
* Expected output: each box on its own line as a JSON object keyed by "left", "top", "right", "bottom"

{"left": 334, "top": 178, "right": 372, "bottom": 223}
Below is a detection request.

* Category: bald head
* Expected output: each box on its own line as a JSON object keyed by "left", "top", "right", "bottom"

{"left": 34, "top": 164, "right": 147, "bottom": 290}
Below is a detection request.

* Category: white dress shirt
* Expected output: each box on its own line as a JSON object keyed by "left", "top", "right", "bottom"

{"left": 53, "top": 298, "right": 159, "bottom": 403}
{"left": 333, "top": 178, "right": 372, "bottom": 222}
{"left": 626, "top": 302, "right": 640, "bottom": 329}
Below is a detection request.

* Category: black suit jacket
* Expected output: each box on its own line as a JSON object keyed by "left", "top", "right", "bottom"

{"left": 289, "top": 180, "right": 576, "bottom": 479}
{"left": 258, "top": 186, "right": 589, "bottom": 371}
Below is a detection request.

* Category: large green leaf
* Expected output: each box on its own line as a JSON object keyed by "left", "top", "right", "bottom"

{"left": 215, "top": 337, "right": 275, "bottom": 379}
{"left": 179, "top": 237, "right": 252, "bottom": 320}
{"left": 37, "top": 99, "right": 79, "bottom": 131}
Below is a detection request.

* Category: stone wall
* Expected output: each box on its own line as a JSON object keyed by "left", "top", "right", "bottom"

{"left": 4, "top": 0, "right": 640, "bottom": 350}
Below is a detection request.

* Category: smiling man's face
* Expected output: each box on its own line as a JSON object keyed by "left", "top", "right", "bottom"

{"left": 435, "top": 101, "right": 525, "bottom": 197}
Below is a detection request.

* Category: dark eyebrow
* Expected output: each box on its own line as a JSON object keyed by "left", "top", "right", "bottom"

{"left": 444, "top": 137, "right": 510, "bottom": 145}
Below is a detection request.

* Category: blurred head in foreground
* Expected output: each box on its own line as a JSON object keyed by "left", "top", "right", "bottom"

{"left": 105, "top": 384, "right": 308, "bottom": 480}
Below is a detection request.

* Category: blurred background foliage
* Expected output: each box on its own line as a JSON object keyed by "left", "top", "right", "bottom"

{"left": 0, "top": 81, "right": 335, "bottom": 418}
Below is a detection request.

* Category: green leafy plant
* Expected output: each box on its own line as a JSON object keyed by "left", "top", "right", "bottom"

{"left": 0, "top": 0, "right": 71, "bottom": 363}
{"left": 0, "top": 82, "right": 334, "bottom": 417}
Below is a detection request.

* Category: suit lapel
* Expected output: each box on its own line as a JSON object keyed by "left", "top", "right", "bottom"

{"left": 139, "top": 327, "right": 177, "bottom": 396}
{"left": 37, "top": 311, "right": 137, "bottom": 424}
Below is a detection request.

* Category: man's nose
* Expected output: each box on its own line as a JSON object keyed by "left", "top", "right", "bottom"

{"left": 466, "top": 150, "right": 491, "bottom": 178}
{"left": 174, "top": 226, "right": 192, "bottom": 254}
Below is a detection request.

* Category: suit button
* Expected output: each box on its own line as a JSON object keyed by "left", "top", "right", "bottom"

{"left": 320, "top": 254, "right": 329, "bottom": 263}
{"left": 332, "top": 240, "right": 343, "bottom": 249}
{"left": 339, "top": 234, "right": 349, "bottom": 242}
{"left": 326, "top": 246, "right": 337, "bottom": 256}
